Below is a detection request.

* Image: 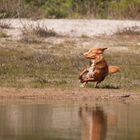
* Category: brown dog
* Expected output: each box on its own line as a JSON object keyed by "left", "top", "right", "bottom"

{"left": 79, "top": 48, "right": 120, "bottom": 87}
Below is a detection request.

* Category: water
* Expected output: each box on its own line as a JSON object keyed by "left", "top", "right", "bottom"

{"left": 0, "top": 101, "right": 140, "bottom": 140}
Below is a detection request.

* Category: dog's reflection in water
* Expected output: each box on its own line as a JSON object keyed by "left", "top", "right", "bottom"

{"left": 79, "top": 106, "right": 117, "bottom": 140}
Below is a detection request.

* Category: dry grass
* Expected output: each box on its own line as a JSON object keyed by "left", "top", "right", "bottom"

{"left": 115, "top": 25, "right": 140, "bottom": 36}
{"left": 0, "top": 21, "right": 11, "bottom": 29}
{"left": 20, "top": 23, "right": 58, "bottom": 44}
{"left": 22, "top": 24, "right": 57, "bottom": 37}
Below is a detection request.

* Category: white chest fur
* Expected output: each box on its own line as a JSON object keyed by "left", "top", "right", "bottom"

{"left": 87, "top": 60, "right": 95, "bottom": 78}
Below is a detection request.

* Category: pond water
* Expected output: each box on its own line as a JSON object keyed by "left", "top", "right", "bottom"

{"left": 0, "top": 101, "right": 140, "bottom": 140}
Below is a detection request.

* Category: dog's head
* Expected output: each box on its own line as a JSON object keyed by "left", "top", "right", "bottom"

{"left": 83, "top": 47, "right": 107, "bottom": 59}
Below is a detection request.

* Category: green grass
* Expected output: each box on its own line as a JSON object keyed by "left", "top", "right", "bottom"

{"left": 0, "top": 37, "right": 139, "bottom": 90}
{"left": 0, "top": 0, "right": 139, "bottom": 19}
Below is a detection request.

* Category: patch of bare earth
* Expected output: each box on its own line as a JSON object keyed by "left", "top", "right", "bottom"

{"left": 0, "top": 87, "right": 140, "bottom": 104}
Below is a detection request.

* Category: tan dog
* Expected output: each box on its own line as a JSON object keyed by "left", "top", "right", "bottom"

{"left": 79, "top": 48, "right": 120, "bottom": 87}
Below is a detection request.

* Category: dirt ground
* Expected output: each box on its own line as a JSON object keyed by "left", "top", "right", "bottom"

{"left": 0, "top": 87, "right": 140, "bottom": 104}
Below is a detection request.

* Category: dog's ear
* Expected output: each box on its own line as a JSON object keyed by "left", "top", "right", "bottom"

{"left": 101, "top": 48, "right": 108, "bottom": 51}
{"left": 98, "top": 48, "right": 108, "bottom": 54}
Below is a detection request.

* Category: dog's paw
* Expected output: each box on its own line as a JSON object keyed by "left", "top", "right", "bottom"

{"left": 80, "top": 84, "right": 85, "bottom": 88}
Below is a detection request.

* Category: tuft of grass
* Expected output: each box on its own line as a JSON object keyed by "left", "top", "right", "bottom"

{"left": 20, "top": 23, "right": 58, "bottom": 43}
{"left": 115, "top": 26, "right": 140, "bottom": 36}
{"left": 0, "top": 31, "right": 8, "bottom": 38}
{"left": 0, "top": 20, "right": 10, "bottom": 38}
{"left": 21, "top": 23, "right": 58, "bottom": 37}
{"left": 0, "top": 21, "right": 11, "bottom": 29}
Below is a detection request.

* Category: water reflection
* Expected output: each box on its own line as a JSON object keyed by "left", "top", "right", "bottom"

{"left": 0, "top": 104, "right": 80, "bottom": 140}
{"left": 79, "top": 106, "right": 107, "bottom": 140}
{"left": 0, "top": 103, "right": 140, "bottom": 140}
{"left": 79, "top": 106, "right": 118, "bottom": 140}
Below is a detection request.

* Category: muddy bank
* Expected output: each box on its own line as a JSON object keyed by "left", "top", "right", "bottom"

{"left": 0, "top": 87, "right": 140, "bottom": 103}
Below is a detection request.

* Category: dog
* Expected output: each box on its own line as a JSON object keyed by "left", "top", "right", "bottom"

{"left": 79, "top": 48, "right": 120, "bottom": 87}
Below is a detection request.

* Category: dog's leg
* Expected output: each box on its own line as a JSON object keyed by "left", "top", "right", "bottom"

{"left": 80, "top": 82, "right": 87, "bottom": 88}
{"left": 83, "top": 78, "right": 99, "bottom": 88}
{"left": 94, "top": 81, "right": 99, "bottom": 88}
{"left": 79, "top": 68, "right": 88, "bottom": 82}
{"left": 79, "top": 68, "right": 88, "bottom": 78}
{"left": 83, "top": 77, "right": 95, "bottom": 82}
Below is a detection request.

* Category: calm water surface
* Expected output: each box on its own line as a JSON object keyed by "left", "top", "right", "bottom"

{"left": 0, "top": 101, "right": 140, "bottom": 140}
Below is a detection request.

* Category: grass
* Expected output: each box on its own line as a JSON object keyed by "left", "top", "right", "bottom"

{"left": 0, "top": 41, "right": 81, "bottom": 88}
{"left": 104, "top": 50, "right": 140, "bottom": 90}
{"left": 0, "top": 36, "right": 140, "bottom": 90}
{"left": 0, "top": 0, "right": 139, "bottom": 19}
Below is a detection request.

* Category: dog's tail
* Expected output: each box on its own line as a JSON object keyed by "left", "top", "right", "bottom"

{"left": 108, "top": 66, "right": 121, "bottom": 75}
